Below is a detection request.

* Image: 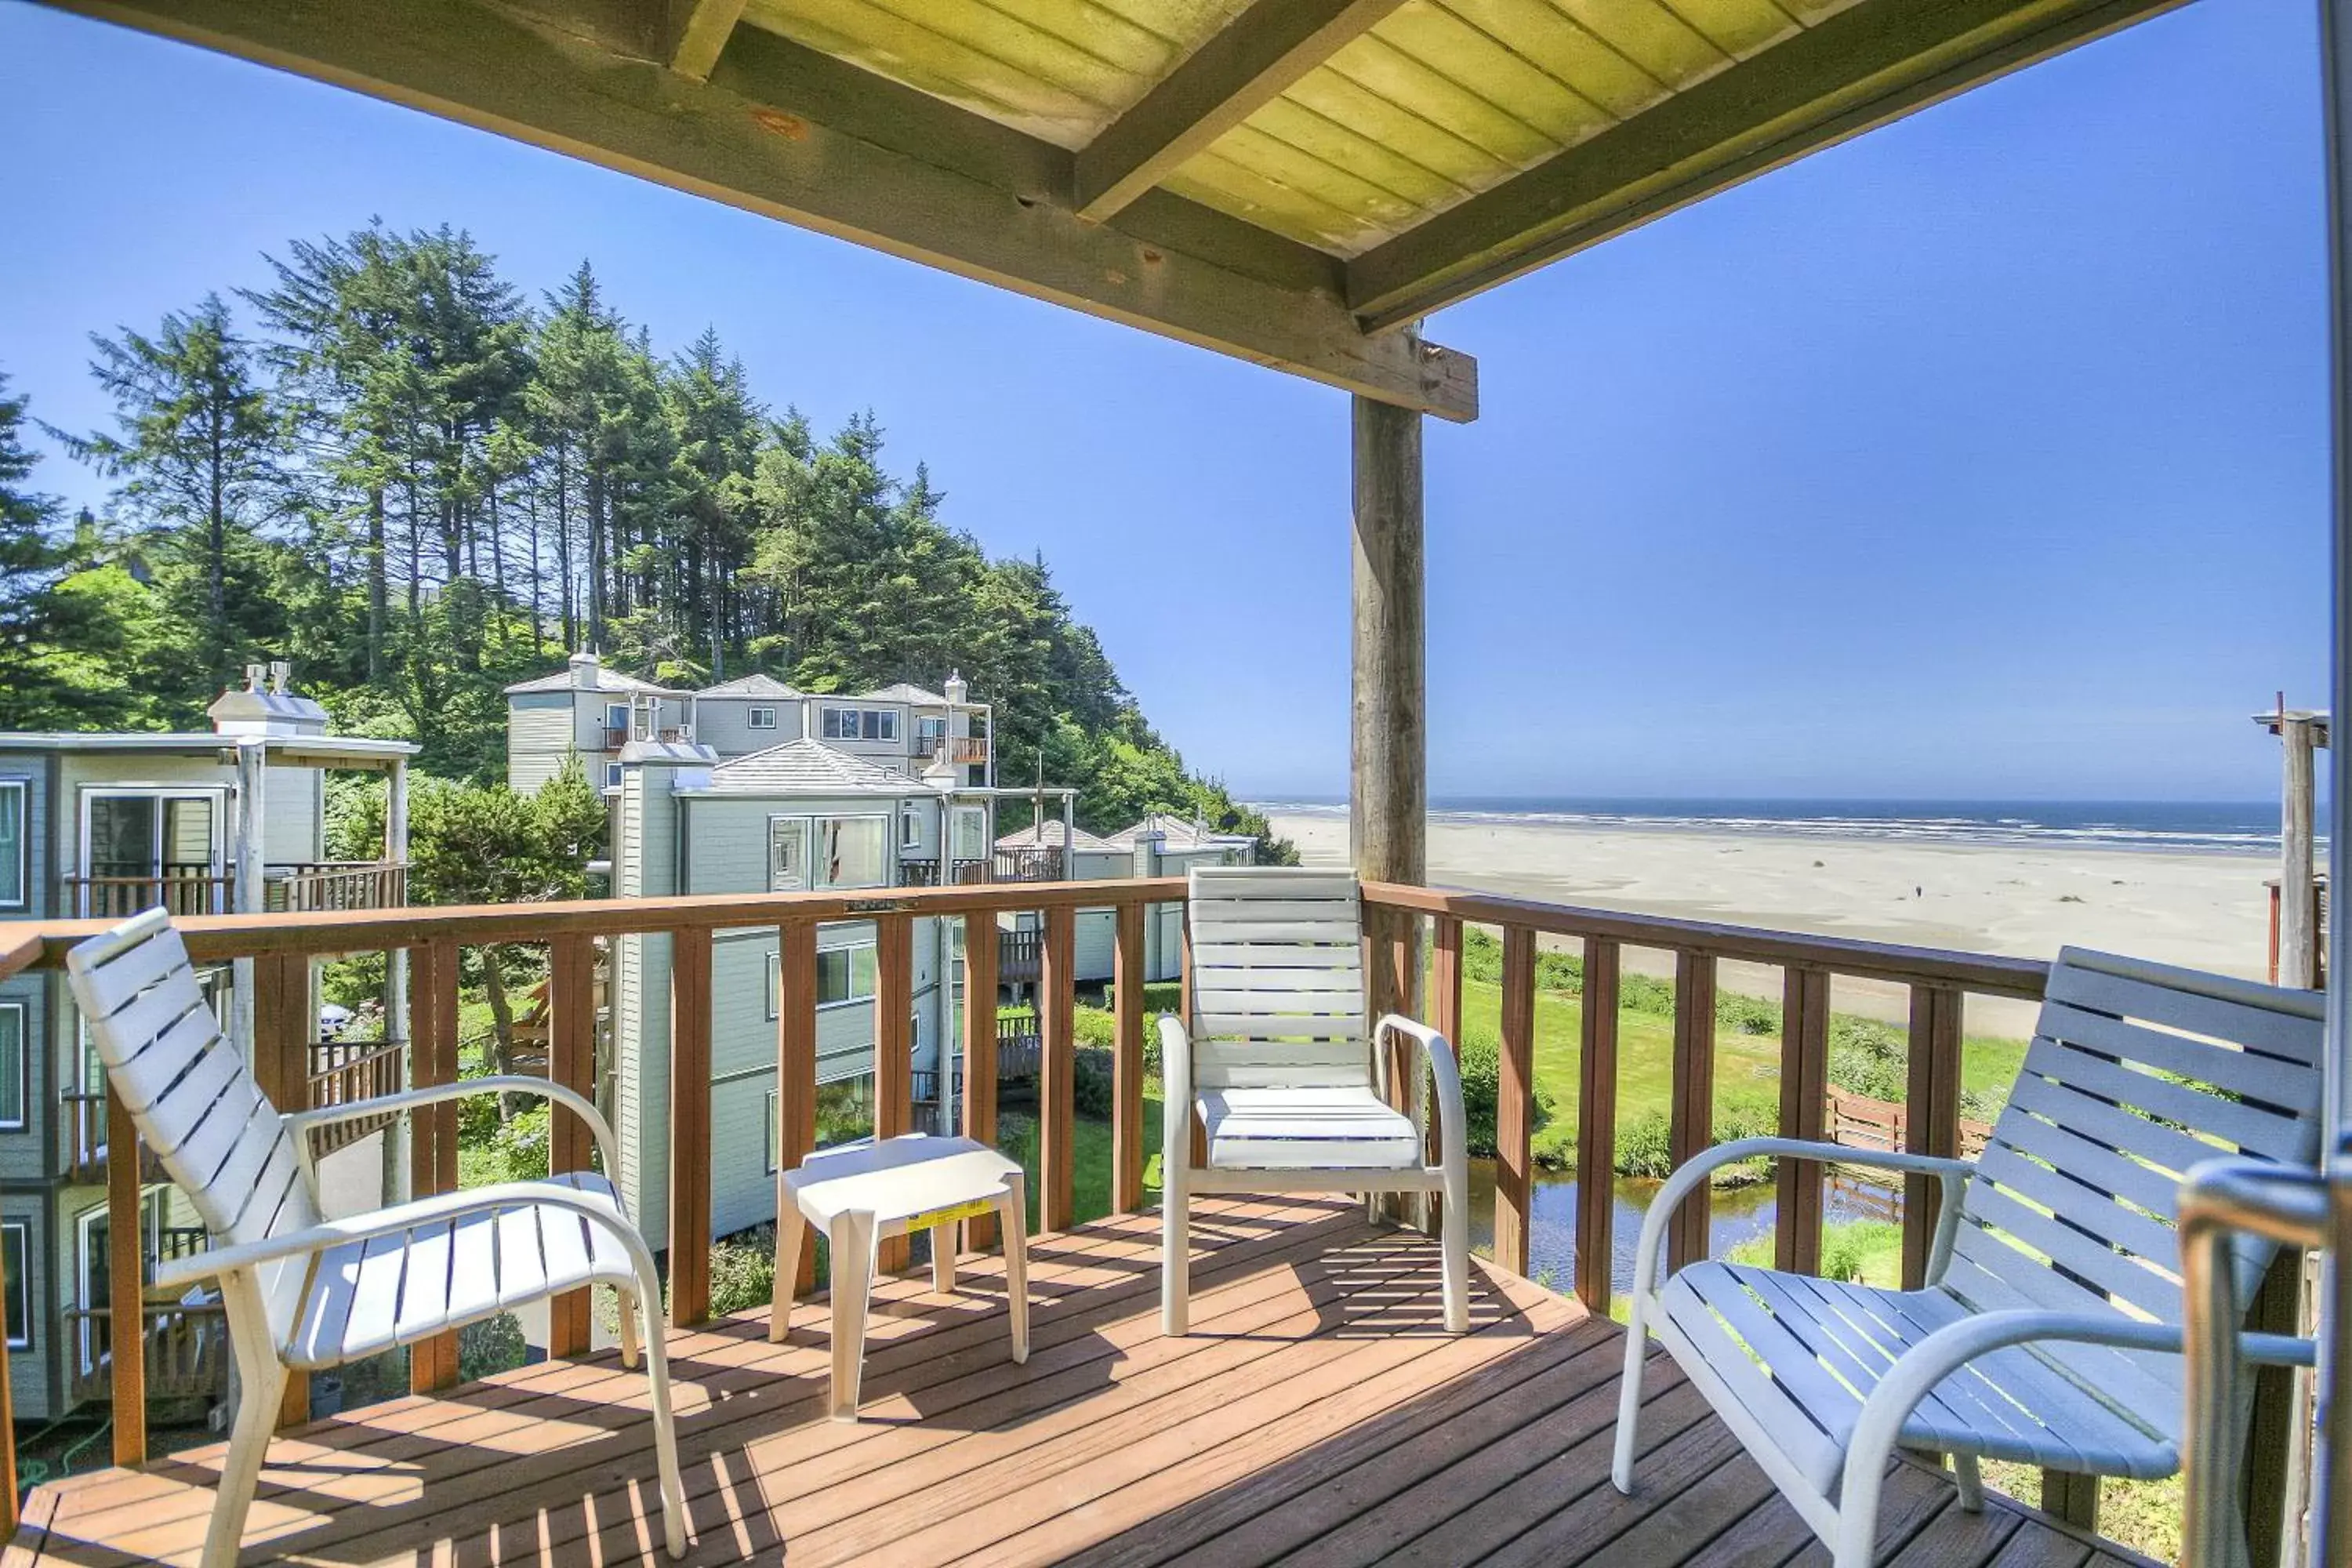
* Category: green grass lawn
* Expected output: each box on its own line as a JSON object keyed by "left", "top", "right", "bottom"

{"left": 993, "top": 1091, "right": 1166, "bottom": 1233}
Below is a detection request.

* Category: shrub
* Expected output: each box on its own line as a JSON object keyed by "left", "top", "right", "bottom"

{"left": 1073, "top": 1046, "right": 1115, "bottom": 1119}
{"left": 709, "top": 1232, "right": 778, "bottom": 1316}
{"left": 1073, "top": 1005, "right": 1116, "bottom": 1049}
{"left": 458, "top": 1312, "right": 528, "bottom": 1381}
{"left": 1827, "top": 1014, "right": 1907, "bottom": 1102}
{"left": 1452, "top": 1027, "right": 1555, "bottom": 1157}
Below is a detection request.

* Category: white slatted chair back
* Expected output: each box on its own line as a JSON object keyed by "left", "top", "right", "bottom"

{"left": 1186, "top": 866, "right": 1370, "bottom": 1091}
{"left": 66, "top": 909, "right": 321, "bottom": 1347}
{"left": 1944, "top": 946, "right": 2324, "bottom": 1391}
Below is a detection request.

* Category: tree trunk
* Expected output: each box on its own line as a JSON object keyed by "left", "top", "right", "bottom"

{"left": 366, "top": 485, "right": 387, "bottom": 681}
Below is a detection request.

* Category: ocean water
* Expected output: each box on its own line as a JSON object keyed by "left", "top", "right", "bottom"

{"left": 1250, "top": 796, "right": 2289, "bottom": 858}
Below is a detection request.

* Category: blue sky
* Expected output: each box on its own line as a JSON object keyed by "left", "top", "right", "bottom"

{"left": 0, "top": 0, "right": 2330, "bottom": 802}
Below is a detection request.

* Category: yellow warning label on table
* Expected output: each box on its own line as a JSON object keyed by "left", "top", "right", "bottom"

{"left": 902, "top": 1196, "right": 996, "bottom": 1232}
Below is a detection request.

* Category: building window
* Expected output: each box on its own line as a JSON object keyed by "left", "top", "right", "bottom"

{"left": 604, "top": 702, "right": 629, "bottom": 736}
{"left": 764, "top": 1088, "right": 780, "bottom": 1174}
{"left": 900, "top": 804, "right": 922, "bottom": 849}
{"left": 604, "top": 762, "right": 624, "bottom": 789}
{"left": 748, "top": 706, "right": 778, "bottom": 730}
{"left": 817, "top": 944, "right": 877, "bottom": 1008}
{"left": 2, "top": 1222, "right": 27, "bottom": 1350}
{"left": 815, "top": 816, "right": 887, "bottom": 889}
{"left": 0, "top": 782, "right": 22, "bottom": 908}
{"left": 0, "top": 1004, "right": 24, "bottom": 1132}
{"left": 770, "top": 818, "right": 808, "bottom": 892}
{"left": 820, "top": 707, "right": 898, "bottom": 742}
{"left": 952, "top": 806, "right": 988, "bottom": 863}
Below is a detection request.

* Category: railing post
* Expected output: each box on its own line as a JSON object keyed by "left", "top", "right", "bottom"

{"left": 1112, "top": 900, "right": 1146, "bottom": 1214}
{"left": 778, "top": 920, "right": 819, "bottom": 1292}
{"left": 1668, "top": 951, "right": 1718, "bottom": 1272}
{"left": 1576, "top": 938, "right": 1620, "bottom": 1312}
{"left": 1777, "top": 966, "right": 1830, "bottom": 1276}
{"left": 1039, "top": 904, "right": 1076, "bottom": 1232}
{"left": 2240, "top": 1244, "right": 2307, "bottom": 1567}
{"left": 1494, "top": 924, "right": 1537, "bottom": 1276}
{"left": 668, "top": 927, "right": 713, "bottom": 1326}
{"left": 1181, "top": 899, "right": 1205, "bottom": 1170}
{"left": 1901, "top": 982, "right": 1962, "bottom": 1290}
{"left": 1367, "top": 902, "right": 1419, "bottom": 1225}
{"left": 874, "top": 913, "right": 914, "bottom": 1272}
{"left": 408, "top": 938, "right": 460, "bottom": 1392}
{"left": 253, "top": 949, "right": 312, "bottom": 1428}
{"left": 546, "top": 935, "right": 596, "bottom": 1358}
{"left": 105, "top": 1091, "right": 144, "bottom": 1464}
{"left": 960, "top": 913, "right": 1000, "bottom": 1248}
{"left": 1430, "top": 916, "right": 1463, "bottom": 1185}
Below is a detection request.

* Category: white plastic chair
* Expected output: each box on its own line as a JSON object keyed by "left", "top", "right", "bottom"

{"left": 1613, "top": 947, "right": 2322, "bottom": 1568}
{"left": 1161, "top": 866, "right": 1468, "bottom": 1334}
{"left": 65, "top": 909, "right": 687, "bottom": 1568}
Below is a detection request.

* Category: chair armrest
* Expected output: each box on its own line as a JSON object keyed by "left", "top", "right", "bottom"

{"left": 284, "top": 1075, "right": 620, "bottom": 1178}
{"left": 1631, "top": 1138, "right": 1976, "bottom": 1300}
{"left": 1842, "top": 1308, "right": 2315, "bottom": 1505}
{"left": 1374, "top": 1014, "right": 1468, "bottom": 1177}
{"left": 151, "top": 1178, "right": 646, "bottom": 1296}
{"left": 1158, "top": 1014, "right": 1192, "bottom": 1181}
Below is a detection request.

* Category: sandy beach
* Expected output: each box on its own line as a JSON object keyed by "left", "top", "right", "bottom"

{"left": 1266, "top": 810, "right": 2279, "bottom": 1038}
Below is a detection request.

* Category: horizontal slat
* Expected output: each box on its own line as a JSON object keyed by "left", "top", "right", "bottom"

{"left": 1973, "top": 1143, "right": 2181, "bottom": 1272}
{"left": 74, "top": 924, "right": 194, "bottom": 1017}
{"left": 1980, "top": 1108, "right": 2180, "bottom": 1220}
{"left": 1195, "top": 1063, "right": 1375, "bottom": 1089}
{"left": 2001, "top": 1073, "right": 2235, "bottom": 1189}
{"left": 1194, "top": 969, "right": 1364, "bottom": 997}
{"left": 1191, "top": 869, "right": 1361, "bottom": 899}
{"left": 1193, "top": 1011, "right": 1366, "bottom": 1040}
{"left": 2049, "top": 952, "right": 2325, "bottom": 1055}
{"left": 1188, "top": 898, "right": 1363, "bottom": 924}
{"left": 1956, "top": 1184, "right": 2181, "bottom": 1323}
{"left": 1193, "top": 942, "right": 1362, "bottom": 969}
{"left": 2039, "top": 998, "right": 2321, "bottom": 1104}
{"left": 2022, "top": 1038, "right": 2311, "bottom": 1161}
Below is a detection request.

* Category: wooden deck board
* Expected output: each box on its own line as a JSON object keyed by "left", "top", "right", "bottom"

{"left": 14, "top": 1198, "right": 2158, "bottom": 1568}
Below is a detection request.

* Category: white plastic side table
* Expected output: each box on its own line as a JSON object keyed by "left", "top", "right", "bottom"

{"left": 768, "top": 1134, "right": 1029, "bottom": 1420}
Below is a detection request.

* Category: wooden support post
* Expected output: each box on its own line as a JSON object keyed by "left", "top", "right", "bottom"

{"left": 1112, "top": 902, "right": 1147, "bottom": 1214}
{"left": 546, "top": 935, "right": 596, "bottom": 1358}
{"left": 777, "top": 921, "right": 819, "bottom": 1292}
{"left": 2042, "top": 1468, "right": 2100, "bottom": 1534}
{"left": 2241, "top": 1246, "right": 2307, "bottom": 1568}
{"left": 1576, "top": 938, "right": 1620, "bottom": 1312}
{"left": 0, "top": 1276, "right": 13, "bottom": 1534}
{"left": 105, "top": 1091, "right": 146, "bottom": 1464}
{"left": 1366, "top": 902, "right": 1418, "bottom": 1223}
{"left": 1777, "top": 967, "right": 1831, "bottom": 1277}
{"left": 874, "top": 913, "right": 913, "bottom": 1272}
{"left": 408, "top": 940, "right": 460, "bottom": 1392}
{"left": 667, "top": 927, "right": 713, "bottom": 1326}
{"left": 1181, "top": 902, "right": 1205, "bottom": 1171}
{"left": 1429, "top": 916, "right": 1463, "bottom": 1175}
{"left": 1668, "top": 951, "right": 1718, "bottom": 1272}
{"left": 1494, "top": 924, "right": 1537, "bottom": 1276}
{"left": 1350, "top": 394, "right": 1425, "bottom": 893}
{"left": 253, "top": 951, "right": 312, "bottom": 1428}
{"left": 1039, "top": 906, "right": 1077, "bottom": 1232}
{"left": 1902, "top": 983, "right": 1963, "bottom": 1290}
{"left": 2278, "top": 710, "right": 2321, "bottom": 989}
{"left": 959, "top": 915, "right": 999, "bottom": 1250}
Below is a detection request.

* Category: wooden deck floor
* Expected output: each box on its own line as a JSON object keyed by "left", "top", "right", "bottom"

{"left": 13, "top": 1197, "right": 2154, "bottom": 1568}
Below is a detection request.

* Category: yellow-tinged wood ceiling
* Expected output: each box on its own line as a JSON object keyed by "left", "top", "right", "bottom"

{"left": 742, "top": 0, "right": 1870, "bottom": 256}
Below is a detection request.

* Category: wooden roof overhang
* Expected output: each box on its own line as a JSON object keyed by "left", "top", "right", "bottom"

{"left": 47, "top": 0, "right": 2191, "bottom": 424}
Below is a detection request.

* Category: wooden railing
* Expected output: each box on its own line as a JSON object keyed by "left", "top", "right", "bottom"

{"left": 64, "top": 866, "right": 233, "bottom": 920}
{"left": 994, "top": 847, "right": 1065, "bottom": 884}
{"left": 911, "top": 734, "right": 988, "bottom": 764}
{"left": 1000, "top": 926, "right": 1042, "bottom": 982}
{"left": 996, "top": 1012, "right": 1042, "bottom": 1080}
{"left": 1825, "top": 1086, "right": 1994, "bottom": 1161}
{"left": 65, "top": 1302, "right": 230, "bottom": 1409}
{"left": 265, "top": 861, "right": 408, "bottom": 913}
{"left": 306, "top": 1037, "right": 406, "bottom": 1153}
{"left": 0, "top": 876, "right": 2273, "bottom": 1546}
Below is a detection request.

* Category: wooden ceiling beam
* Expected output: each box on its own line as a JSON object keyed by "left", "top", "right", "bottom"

{"left": 664, "top": 0, "right": 746, "bottom": 82}
{"left": 45, "top": 0, "right": 1477, "bottom": 419}
{"left": 1074, "top": 0, "right": 1407, "bottom": 223}
{"left": 1345, "top": 0, "right": 2189, "bottom": 332}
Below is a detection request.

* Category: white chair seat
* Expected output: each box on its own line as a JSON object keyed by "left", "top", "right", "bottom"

{"left": 1198, "top": 1085, "right": 1423, "bottom": 1171}
{"left": 288, "top": 1171, "right": 638, "bottom": 1369}
{"left": 1662, "top": 1262, "right": 2177, "bottom": 1497}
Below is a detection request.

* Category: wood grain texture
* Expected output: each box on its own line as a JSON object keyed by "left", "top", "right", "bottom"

{"left": 1112, "top": 902, "right": 1147, "bottom": 1214}
{"left": 667, "top": 927, "right": 715, "bottom": 1324}
{"left": 408, "top": 938, "right": 460, "bottom": 1393}
{"left": 1777, "top": 965, "right": 1831, "bottom": 1276}
{"left": 11, "top": 1197, "right": 2138, "bottom": 1568}
{"left": 254, "top": 950, "right": 314, "bottom": 1429}
{"left": 777, "top": 920, "right": 820, "bottom": 1292}
{"left": 1040, "top": 906, "right": 1078, "bottom": 1232}
{"left": 1576, "top": 936, "right": 1619, "bottom": 1312}
{"left": 1902, "top": 982, "right": 1962, "bottom": 1291}
{"left": 1494, "top": 924, "right": 1537, "bottom": 1276}
{"left": 546, "top": 934, "right": 597, "bottom": 1357}
{"left": 960, "top": 913, "right": 1000, "bottom": 1250}
{"left": 1351, "top": 395, "right": 1425, "bottom": 891}
{"left": 1668, "top": 951, "right": 1717, "bottom": 1272}
{"left": 874, "top": 912, "right": 915, "bottom": 1272}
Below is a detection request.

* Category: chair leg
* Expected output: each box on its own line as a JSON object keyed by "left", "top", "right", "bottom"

{"left": 1439, "top": 1180, "right": 1470, "bottom": 1334}
{"left": 771, "top": 1200, "right": 806, "bottom": 1343}
{"left": 1162, "top": 1179, "right": 1189, "bottom": 1336}
{"left": 1610, "top": 1291, "right": 1653, "bottom": 1494}
{"left": 1000, "top": 1174, "right": 1029, "bottom": 1364}
{"left": 933, "top": 1217, "right": 956, "bottom": 1295}
{"left": 633, "top": 1265, "right": 691, "bottom": 1558}
{"left": 201, "top": 1356, "right": 286, "bottom": 1568}
{"left": 1953, "top": 1453, "right": 1984, "bottom": 1512}
{"left": 617, "top": 1284, "right": 642, "bottom": 1370}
